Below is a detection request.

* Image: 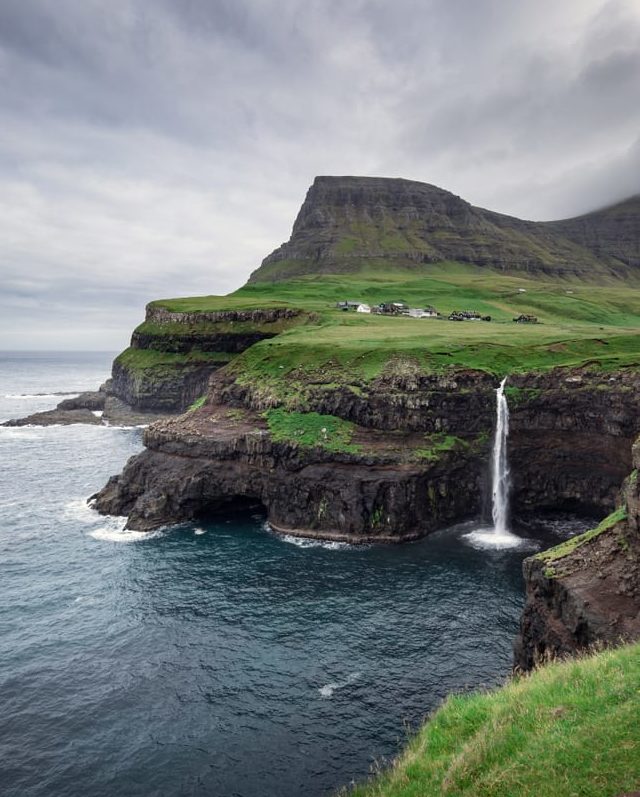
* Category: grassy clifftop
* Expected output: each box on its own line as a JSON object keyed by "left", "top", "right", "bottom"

{"left": 348, "top": 642, "right": 640, "bottom": 797}
{"left": 122, "top": 263, "right": 640, "bottom": 410}
{"left": 149, "top": 266, "right": 640, "bottom": 395}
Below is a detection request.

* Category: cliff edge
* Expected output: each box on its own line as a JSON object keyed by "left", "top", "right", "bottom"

{"left": 514, "top": 437, "right": 640, "bottom": 670}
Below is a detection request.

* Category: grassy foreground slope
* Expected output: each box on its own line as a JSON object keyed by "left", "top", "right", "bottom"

{"left": 150, "top": 265, "right": 640, "bottom": 391}
{"left": 348, "top": 642, "right": 640, "bottom": 797}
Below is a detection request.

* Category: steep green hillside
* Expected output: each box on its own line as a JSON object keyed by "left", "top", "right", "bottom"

{"left": 348, "top": 642, "right": 640, "bottom": 797}
{"left": 247, "top": 177, "right": 639, "bottom": 283}
{"left": 546, "top": 195, "right": 640, "bottom": 269}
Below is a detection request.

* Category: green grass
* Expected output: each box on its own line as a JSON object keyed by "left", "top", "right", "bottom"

{"left": 187, "top": 395, "right": 207, "bottom": 412}
{"left": 535, "top": 505, "right": 628, "bottom": 566}
{"left": 264, "top": 408, "right": 360, "bottom": 453}
{"left": 134, "top": 314, "right": 305, "bottom": 338}
{"left": 114, "top": 347, "right": 234, "bottom": 373}
{"left": 348, "top": 641, "right": 640, "bottom": 797}
{"left": 415, "top": 435, "right": 466, "bottom": 461}
{"left": 504, "top": 386, "right": 542, "bottom": 405}
{"left": 138, "top": 263, "right": 640, "bottom": 393}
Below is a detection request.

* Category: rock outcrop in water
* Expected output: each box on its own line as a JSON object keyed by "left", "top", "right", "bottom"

{"left": 93, "top": 402, "right": 485, "bottom": 541}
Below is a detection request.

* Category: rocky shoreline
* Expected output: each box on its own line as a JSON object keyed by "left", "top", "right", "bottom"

{"left": 5, "top": 331, "right": 640, "bottom": 668}
{"left": 2, "top": 382, "right": 170, "bottom": 427}
{"left": 92, "top": 401, "right": 485, "bottom": 539}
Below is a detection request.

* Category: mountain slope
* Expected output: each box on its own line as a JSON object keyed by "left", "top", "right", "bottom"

{"left": 544, "top": 195, "right": 640, "bottom": 269}
{"left": 248, "top": 176, "right": 638, "bottom": 283}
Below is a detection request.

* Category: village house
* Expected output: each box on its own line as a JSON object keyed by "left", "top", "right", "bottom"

{"left": 342, "top": 300, "right": 440, "bottom": 318}
{"left": 408, "top": 306, "right": 438, "bottom": 318}
{"left": 378, "top": 301, "right": 409, "bottom": 315}
{"left": 513, "top": 314, "right": 538, "bottom": 323}
{"left": 448, "top": 310, "right": 491, "bottom": 322}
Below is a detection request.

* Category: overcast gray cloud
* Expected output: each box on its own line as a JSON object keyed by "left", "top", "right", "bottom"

{"left": 0, "top": 0, "right": 638, "bottom": 349}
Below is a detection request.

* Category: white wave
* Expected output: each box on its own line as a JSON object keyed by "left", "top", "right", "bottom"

{"left": 281, "top": 534, "right": 353, "bottom": 550}
{"left": 88, "top": 522, "right": 162, "bottom": 543}
{"left": 319, "top": 672, "right": 361, "bottom": 698}
{"left": 73, "top": 595, "right": 98, "bottom": 605}
{"left": 0, "top": 498, "right": 21, "bottom": 508}
{"left": 0, "top": 427, "right": 43, "bottom": 440}
{"left": 63, "top": 498, "right": 99, "bottom": 524}
{"left": 193, "top": 527, "right": 207, "bottom": 535}
{"left": 4, "top": 392, "right": 79, "bottom": 399}
{"left": 100, "top": 422, "right": 148, "bottom": 430}
{"left": 463, "top": 526, "right": 536, "bottom": 551}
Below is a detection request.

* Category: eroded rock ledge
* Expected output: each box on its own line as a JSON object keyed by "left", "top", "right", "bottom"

{"left": 514, "top": 436, "right": 640, "bottom": 671}
{"left": 93, "top": 404, "right": 484, "bottom": 541}
{"left": 93, "top": 367, "right": 640, "bottom": 542}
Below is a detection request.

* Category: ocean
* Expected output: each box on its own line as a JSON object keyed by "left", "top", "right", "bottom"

{"left": 0, "top": 351, "right": 582, "bottom": 797}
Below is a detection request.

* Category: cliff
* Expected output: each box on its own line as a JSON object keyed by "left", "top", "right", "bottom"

{"left": 249, "top": 176, "right": 639, "bottom": 283}
{"left": 545, "top": 194, "right": 640, "bottom": 269}
{"left": 93, "top": 400, "right": 485, "bottom": 541}
{"left": 92, "top": 367, "right": 640, "bottom": 541}
{"left": 514, "top": 436, "right": 640, "bottom": 671}
{"left": 3, "top": 305, "right": 308, "bottom": 426}
{"left": 7, "top": 175, "right": 640, "bottom": 429}
{"left": 349, "top": 641, "right": 640, "bottom": 796}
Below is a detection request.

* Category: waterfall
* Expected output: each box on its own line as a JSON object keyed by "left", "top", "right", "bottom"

{"left": 463, "top": 375, "right": 520, "bottom": 549}
{"left": 491, "top": 377, "right": 510, "bottom": 534}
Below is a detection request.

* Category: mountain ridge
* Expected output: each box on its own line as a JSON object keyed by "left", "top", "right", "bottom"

{"left": 248, "top": 176, "right": 640, "bottom": 283}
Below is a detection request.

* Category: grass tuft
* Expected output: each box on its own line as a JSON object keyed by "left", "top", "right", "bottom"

{"left": 536, "top": 505, "right": 628, "bottom": 565}
{"left": 264, "top": 408, "right": 360, "bottom": 453}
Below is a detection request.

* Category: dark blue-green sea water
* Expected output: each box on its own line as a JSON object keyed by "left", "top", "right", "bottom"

{"left": 0, "top": 352, "right": 588, "bottom": 797}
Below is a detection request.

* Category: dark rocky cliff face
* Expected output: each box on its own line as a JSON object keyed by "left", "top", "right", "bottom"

{"left": 93, "top": 405, "right": 485, "bottom": 541}
{"left": 93, "top": 367, "right": 640, "bottom": 543}
{"left": 249, "top": 176, "right": 637, "bottom": 282}
{"left": 514, "top": 438, "right": 640, "bottom": 671}
{"left": 108, "top": 307, "right": 306, "bottom": 415}
{"left": 212, "top": 366, "right": 640, "bottom": 517}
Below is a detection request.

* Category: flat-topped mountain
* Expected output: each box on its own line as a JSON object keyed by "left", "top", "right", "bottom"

{"left": 249, "top": 176, "right": 639, "bottom": 282}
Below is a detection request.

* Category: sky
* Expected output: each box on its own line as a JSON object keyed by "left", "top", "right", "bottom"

{"left": 1, "top": 0, "right": 639, "bottom": 350}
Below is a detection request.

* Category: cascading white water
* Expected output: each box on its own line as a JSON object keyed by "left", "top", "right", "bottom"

{"left": 491, "top": 376, "right": 510, "bottom": 534}
{"left": 463, "top": 375, "right": 521, "bottom": 550}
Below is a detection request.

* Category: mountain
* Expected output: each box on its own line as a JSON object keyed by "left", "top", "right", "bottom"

{"left": 248, "top": 176, "right": 639, "bottom": 282}
{"left": 544, "top": 194, "right": 640, "bottom": 269}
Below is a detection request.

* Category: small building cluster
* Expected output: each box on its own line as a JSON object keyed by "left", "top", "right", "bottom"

{"left": 336, "top": 300, "right": 438, "bottom": 317}
{"left": 513, "top": 314, "right": 538, "bottom": 323}
{"left": 448, "top": 310, "right": 491, "bottom": 322}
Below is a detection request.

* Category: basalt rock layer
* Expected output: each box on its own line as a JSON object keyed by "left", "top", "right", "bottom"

{"left": 4, "top": 306, "right": 308, "bottom": 427}
{"left": 93, "top": 367, "right": 640, "bottom": 541}
{"left": 93, "top": 404, "right": 485, "bottom": 541}
{"left": 514, "top": 438, "right": 640, "bottom": 671}
{"left": 249, "top": 176, "right": 639, "bottom": 282}
{"left": 110, "top": 306, "right": 306, "bottom": 414}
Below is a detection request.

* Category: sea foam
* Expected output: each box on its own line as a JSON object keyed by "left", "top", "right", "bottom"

{"left": 463, "top": 526, "right": 537, "bottom": 551}
{"left": 319, "top": 672, "right": 361, "bottom": 698}
{"left": 281, "top": 534, "right": 352, "bottom": 551}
